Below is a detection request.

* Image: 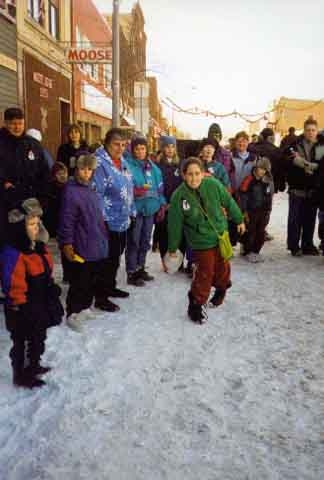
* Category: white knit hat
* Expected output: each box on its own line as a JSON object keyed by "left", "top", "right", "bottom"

{"left": 26, "top": 128, "right": 42, "bottom": 143}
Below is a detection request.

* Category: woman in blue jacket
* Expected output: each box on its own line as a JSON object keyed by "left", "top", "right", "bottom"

{"left": 125, "top": 137, "right": 166, "bottom": 285}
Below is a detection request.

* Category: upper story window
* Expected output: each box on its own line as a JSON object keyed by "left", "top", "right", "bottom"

{"left": 0, "top": 0, "right": 16, "bottom": 22}
{"left": 49, "top": 0, "right": 59, "bottom": 39}
{"left": 104, "top": 63, "right": 112, "bottom": 91}
{"left": 27, "top": 0, "right": 45, "bottom": 26}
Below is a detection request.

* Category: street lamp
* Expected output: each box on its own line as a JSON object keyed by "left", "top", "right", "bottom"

{"left": 112, "top": 0, "right": 120, "bottom": 127}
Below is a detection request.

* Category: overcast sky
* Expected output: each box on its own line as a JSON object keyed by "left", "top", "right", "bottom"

{"left": 94, "top": 0, "right": 324, "bottom": 137}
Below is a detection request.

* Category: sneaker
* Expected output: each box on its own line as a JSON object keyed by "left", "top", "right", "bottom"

{"left": 265, "top": 231, "right": 274, "bottom": 241}
{"left": 108, "top": 288, "right": 130, "bottom": 298}
{"left": 137, "top": 267, "right": 154, "bottom": 282}
{"left": 302, "top": 245, "right": 319, "bottom": 255}
{"left": 290, "top": 248, "right": 303, "bottom": 257}
{"left": 94, "top": 299, "right": 120, "bottom": 312}
{"left": 127, "top": 272, "right": 145, "bottom": 287}
{"left": 187, "top": 292, "right": 208, "bottom": 324}
{"left": 245, "top": 253, "right": 258, "bottom": 263}
{"left": 66, "top": 313, "right": 83, "bottom": 332}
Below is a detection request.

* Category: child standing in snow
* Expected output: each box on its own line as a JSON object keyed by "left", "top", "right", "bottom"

{"left": 0, "top": 198, "right": 63, "bottom": 388}
{"left": 58, "top": 154, "right": 110, "bottom": 332}
{"left": 199, "top": 138, "right": 231, "bottom": 188}
{"left": 125, "top": 137, "right": 166, "bottom": 285}
{"left": 239, "top": 157, "right": 274, "bottom": 263}
{"left": 168, "top": 157, "right": 245, "bottom": 324}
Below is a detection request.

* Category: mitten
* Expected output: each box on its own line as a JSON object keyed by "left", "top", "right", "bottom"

{"left": 62, "top": 244, "right": 75, "bottom": 262}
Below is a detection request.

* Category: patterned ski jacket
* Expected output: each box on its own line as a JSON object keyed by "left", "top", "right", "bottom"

{"left": 93, "top": 146, "right": 136, "bottom": 232}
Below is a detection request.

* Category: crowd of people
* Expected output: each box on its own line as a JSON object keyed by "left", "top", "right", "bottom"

{"left": 0, "top": 106, "right": 324, "bottom": 389}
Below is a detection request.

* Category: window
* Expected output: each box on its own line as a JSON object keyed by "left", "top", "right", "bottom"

{"left": 104, "top": 64, "right": 112, "bottom": 91}
{"left": 0, "top": 0, "right": 16, "bottom": 21}
{"left": 28, "top": 0, "right": 44, "bottom": 26}
{"left": 49, "top": 1, "right": 59, "bottom": 39}
{"left": 90, "top": 63, "right": 99, "bottom": 82}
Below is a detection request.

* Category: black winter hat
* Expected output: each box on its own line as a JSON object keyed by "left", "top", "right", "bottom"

{"left": 260, "top": 128, "right": 274, "bottom": 140}
{"left": 208, "top": 123, "right": 222, "bottom": 140}
{"left": 131, "top": 136, "right": 148, "bottom": 153}
{"left": 199, "top": 137, "right": 218, "bottom": 150}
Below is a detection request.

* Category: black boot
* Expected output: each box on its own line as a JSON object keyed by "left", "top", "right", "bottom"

{"left": 108, "top": 288, "right": 130, "bottom": 298}
{"left": 94, "top": 298, "right": 120, "bottom": 312}
{"left": 209, "top": 288, "right": 226, "bottom": 308}
{"left": 127, "top": 272, "right": 145, "bottom": 287}
{"left": 137, "top": 267, "right": 154, "bottom": 282}
{"left": 13, "top": 368, "right": 45, "bottom": 388}
{"left": 25, "top": 364, "right": 52, "bottom": 376}
{"left": 187, "top": 292, "right": 207, "bottom": 324}
{"left": 302, "top": 245, "right": 319, "bottom": 255}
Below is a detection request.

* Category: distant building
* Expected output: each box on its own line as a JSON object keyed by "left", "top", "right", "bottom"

{"left": 273, "top": 97, "right": 324, "bottom": 135}
{"left": 0, "top": 1, "right": 18, "bottom": 117}
{"left": 16, "top": 0, "right": 72, "bottom": 157}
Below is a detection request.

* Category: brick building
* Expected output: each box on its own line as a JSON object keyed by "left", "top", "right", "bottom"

{"left": 72, "top": 0, "right": 113, "bottom": 145}
{"left": 16, "top": 0, "right": 72, "bottom": 158}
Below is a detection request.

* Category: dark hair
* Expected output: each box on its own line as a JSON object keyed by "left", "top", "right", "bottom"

{"left": 235, "top": 131, "right": 249, "bottom": 141}
{"left": 182, "top": 156, "right": 204, "bottom": 174}
{"left": 4, "top": 107, "right": 24, "bottom": 121}
{"left": 199, "top": 137, "right": 218, "bottom": 151}
{"left": 304, "top": 118, "right": 318, "bottom": 129}
{"left": 66, "top": 123, "right": 82, "bottom": 141}
{"left": 104, "top": 128, "right": 126, "bottom": 146}
{"left": 288, "top": 126, "right": 295, "bottom": 134}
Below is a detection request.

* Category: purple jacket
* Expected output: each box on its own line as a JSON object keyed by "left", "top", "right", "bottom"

{"left": 58, "top": 179, "right": 109, "bottom": 261}
{"left": 158, "top": 159, "right": 183, "bottom": 202}
{"left": 215, "top": 146, "right": 235, "bottom": 188}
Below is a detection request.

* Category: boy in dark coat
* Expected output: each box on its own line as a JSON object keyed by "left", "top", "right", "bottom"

{"left": 58, "top": 154, "right": 111, "bottom": 332}
{"left": 239, "top": 157, "right": 274, "bottom": 263}
{"left": 0, "top": 198, "right": 63, "bottom": 388}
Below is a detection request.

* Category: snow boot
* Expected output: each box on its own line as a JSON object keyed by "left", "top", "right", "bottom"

{"left": 25, "top": 364, "right": 52, "bottom": 376}
{"left": 209, "top": 288, "right": 226, "bottom": 308}
{"left": 108, "top": 288, "right": 130, "bottom": 298}
{"left": 187, "top": 292, "right": 207, "bottom": 324}
{"left": 127, "top": 272, "right": 145, "bottom": 287}
{"left": 13, "top": 368, "right": 45, "bottom": 389}
{"left": 94, "top": 298, "right": 120, "bottom": 312}
{"left": 137, "top": 267, "right": 154, "bottom": 282}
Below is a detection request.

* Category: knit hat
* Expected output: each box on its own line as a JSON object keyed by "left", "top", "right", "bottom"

{"left": 208, "top": 123, "right": 222, "bottom": 141}
{"left": 26, "top": 128, "right": 42, "bottom": 143}
{"left": 199, "top": 137, "right": 218, "bottom": 150}
{"left": 51, "top": 161, "right": 67, "bottom": 178}
{"left": 131, "top": 136, "right": 148, "bottom": 153}
{"left": 76, "top": 154, "right": 97, "bottom": 170}
{"left": 256, "top": 156, "right": 271, "bottom": 172}
{"left": 160, "top": 136, "right": 176, "bottom": 148}
{"left": 260, "top": 128, "right": 274, "bottom": 140}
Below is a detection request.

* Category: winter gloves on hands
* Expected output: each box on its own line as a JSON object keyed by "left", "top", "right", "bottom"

{"left": 62, "top": 244, "right": 75, "bottom": 262}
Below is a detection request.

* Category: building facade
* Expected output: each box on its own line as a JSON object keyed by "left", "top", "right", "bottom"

{"left": 72, "top": 0, "right": 114, "bottom": 145}
{"left": 273, "top": 97, "right": 324, "bottom": 135}
{"left": 0, "top": 1, "right": 18, "bottom": 118}
{"left": 16, "top": 0, "right": 72, "bottom": 158}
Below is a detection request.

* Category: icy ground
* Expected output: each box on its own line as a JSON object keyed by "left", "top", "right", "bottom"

{"left": 0, "top": 193, "right": 323, "bottom": 480}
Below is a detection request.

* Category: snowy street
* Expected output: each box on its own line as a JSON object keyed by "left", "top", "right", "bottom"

{"left": 0, "top": 193, "right": 323, "bottom": 480}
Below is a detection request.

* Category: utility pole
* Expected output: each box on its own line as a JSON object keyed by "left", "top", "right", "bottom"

{"left": 112, "top": 0, "right": 120, "bottom": 127}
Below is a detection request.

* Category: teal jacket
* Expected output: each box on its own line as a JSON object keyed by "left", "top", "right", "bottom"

{"left": 168, "top": 176, "right": 243, "bottom": 251}
{"left": 204, "top": 160, "right": 230, "bottom": 188}
{"left": 127, "top": 157, "right": 166, "bottom": 216}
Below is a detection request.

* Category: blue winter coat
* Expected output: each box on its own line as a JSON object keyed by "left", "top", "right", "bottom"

{"left": 204, "top": 161, "right": 230, "bottom": 188}
{"left": 127, "top": 157, "right": 166, "bottom": 216}
{"left": 58, "top": 179, "right": 109, "bottom": 261}
{"left": 93, "top": 146, "right": 136, "bottom": 232}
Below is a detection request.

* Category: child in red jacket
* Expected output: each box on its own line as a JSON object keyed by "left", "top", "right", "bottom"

{"left": 0, "top": 198, "right": 63, "bottom": 389}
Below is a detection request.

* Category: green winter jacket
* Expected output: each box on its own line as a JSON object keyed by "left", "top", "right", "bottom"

{"left": 168, "top": 176, "right": 243, "bottom": 251}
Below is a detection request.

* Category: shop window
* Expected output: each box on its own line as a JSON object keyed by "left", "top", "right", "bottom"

{"left": 28, "top": 0, "right": 45, "bottom": 26}
{"left": 104, "top": 64, "right": 112, "bottom": 91}
{"left": 49, "top": 0, "right": 59, "bottom": 40}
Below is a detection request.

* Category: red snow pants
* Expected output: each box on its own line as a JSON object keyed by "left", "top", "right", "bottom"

{"left": 191, "top": 247, "right": 231, "bottom": 305}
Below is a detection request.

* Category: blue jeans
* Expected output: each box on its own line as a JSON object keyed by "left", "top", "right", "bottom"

{"left": 126, "top": 214, "right": 155, "bottom": 273}
{"left": 287, "top": 193, "right": 317, "bottom": 251}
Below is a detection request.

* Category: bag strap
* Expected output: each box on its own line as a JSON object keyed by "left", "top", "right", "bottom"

{"left": 184, "top": 185, "right": 222, "bottom": 238}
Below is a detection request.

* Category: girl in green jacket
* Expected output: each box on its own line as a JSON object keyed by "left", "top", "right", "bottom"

{"left": 168, "top": 157, "right": 245, "bottom": 324}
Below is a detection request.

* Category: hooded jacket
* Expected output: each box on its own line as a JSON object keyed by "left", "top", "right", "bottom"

{"left": 168, "top": 176, "right": 243, "bottom": 252}
{"left": 93, "top": 146, "right": 136, "bottom": 232}
{"left": 58, "top": 178, "right": 109, "bottom": 261}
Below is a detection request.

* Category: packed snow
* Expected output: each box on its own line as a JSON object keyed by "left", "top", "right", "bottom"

{"left": 0, "top": 193, "right": 323, "bottom": 480}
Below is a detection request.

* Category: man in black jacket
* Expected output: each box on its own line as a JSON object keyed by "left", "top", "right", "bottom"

{"left": 284, "top": 118, "right": 321, "bottom": 256}
{"left": 0, "top": 107, "right": 50, "bottom": 246}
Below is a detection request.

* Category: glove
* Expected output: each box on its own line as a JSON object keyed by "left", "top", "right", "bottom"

{"left": 134, "top": 186, "right": 148, "bottom": 197}
{"left": 62, "top": 244, "right": 75, "bottom": 262}
{"left": 156, "top": 205, "right": 167, "bottom": 223}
